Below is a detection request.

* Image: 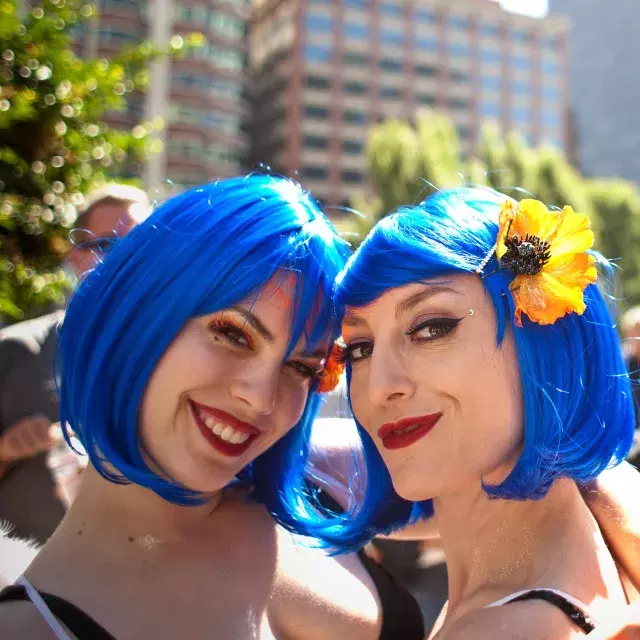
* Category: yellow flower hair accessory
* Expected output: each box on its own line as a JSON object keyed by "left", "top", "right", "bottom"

{"left": 484, "top": 199, "right": 597, "bottom": 327}
{"left": 317, "top": 341, "right": 345, "bottom": 393}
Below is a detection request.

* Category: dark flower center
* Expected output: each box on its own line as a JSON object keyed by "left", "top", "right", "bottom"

{"left": 500, "top": 233, "right": 551, "bottom": 276}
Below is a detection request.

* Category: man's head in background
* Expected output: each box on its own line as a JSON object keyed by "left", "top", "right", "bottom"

{"left": 621, "top": 305, "right": 640, "bottom": 363}
{"left": 66, "top": 184, "right": 151, "bottom": 279}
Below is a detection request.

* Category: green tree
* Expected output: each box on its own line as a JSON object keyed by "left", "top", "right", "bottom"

{"left": 346, "top": 109, "right": 463, "bottom": 240}
{"left": 588, "top": 179, "right": 640, "bottom": 304}
{"left": 0, "top": 0, "right": 200, "bottom": 322}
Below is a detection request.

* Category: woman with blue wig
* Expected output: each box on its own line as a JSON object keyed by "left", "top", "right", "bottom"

{"left": 0, "top": 176, "right": 426, "bottom": 639}
{"left": 310, "top": 188, "right": 639, "bottom": 637}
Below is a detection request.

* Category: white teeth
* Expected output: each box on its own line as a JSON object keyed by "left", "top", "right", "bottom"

{"left": 212, "top": 423, "right": 225, "bottom": 436}
{"left": 196, "top": 407, "right": 254, "bottom": 445}
{"left": 220, "top": 426, "right": 235, "bottom": 442}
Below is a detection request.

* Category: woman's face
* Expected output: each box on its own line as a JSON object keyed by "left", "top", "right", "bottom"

{"left": 139, "top": 275, "right": 329, "bottom": 493}
{"left": 342, "top": 274, "right": 524, "bottom": 501}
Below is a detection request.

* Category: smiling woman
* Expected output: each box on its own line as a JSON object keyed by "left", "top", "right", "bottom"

{"left": 293, "top": 187, "right": 637, "bottom": 638}
{"left": 0, "top": 176, "right": 425, "bottom": 640}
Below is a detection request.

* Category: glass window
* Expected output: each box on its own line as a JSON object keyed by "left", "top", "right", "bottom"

{"left": 414, "top": 63, "right": 435, "bottom": 76}
{"left": 210, "top": 12, "right": 245, "bottom": 39}
{"left": 343, "top": 109, "right": 366, "bottom": 124}
{"left": 481, "top": 48, "right": 501, "bottom": 64}
{"left": 482, "top": 74, "right": 501, "bottom": 90}
{"left": 542, "top": 84, "right": 560, "bottom": 100}
{"left": 344, "top": 52, "right": 369, "bottom": 66}
{"left": 415, "top": 36, "right": 436, "bottom": 52}
{"left": 380, "top": 86, "right": 401, "bottom": 99}
{"left": 379, "top": 58, "right": 403, "bottom": 72}
{"left": 450, "top": 70, "right": 469, "bottom": 83}
{"left": 304, "top": 105, "right": 330, "bottom": 119}
{"left": 481, "top": 102, "right": 500, "bottom": 118}
{"left": 541, "top": 35, "right": 558, "bottom": 49}
{"left": 511, "top": 106, "right": 532, "bottom": 123}
{"left": 481, "top": 24, "right": 499, "bottom": 38}
{"left": 305, "top": 13, "right": 333, "bottom": 31}
{"left": 302, "top": 166, "right": 328, "bottom": 179}
{"left": 513, "top": 29, "right": 530, "bottom": 43}
{"left": 542, "top": 111, "right": 561, "bottom": 126}
{"left": 344, "top": 81, "right": 367, "bottom": 94}
{"left": 512, "top": 55, "right": 532, "bottom": 70}
{"left": 380, "top": 29, "right": 404, "bottom": 46}
{"left": 415, "top": 8, "right": 435, "bottom": 23}
{"left": 304, "top": 44, "right": 332, "bottom": 63}
{"left": 451, "top": 97, "right": 470, "bottom": 110}
{"left": 342, "top": 139, "right": 364, "bottom": 154}
{"left": 449, "top": 16, "right": 469, "bottom": 30}
{"left": 512, "top": 80, "right": 531, "bottom": 94}
{"left": 304, "top": 135, "right": 328, "bottom": 149}
{"left": 542, "top": 60, "right": 560, "bottom": 75}
{"left": 380, "top": 3, "right": 402, "bottom": 17}
{"left": 449, "top": 42, "right": 470, "bottom": 57}
{"left": 416, "top": 93, "right": 435, "bottom": 106}
{"left": 341, "top": 170, "right": 364, "bottom": 183}
{"left": 343, "top": 21, "right": 369, "bottom": 40}
{"left": 305, "top": 75, "right": 331, "bottom": 89}
{"left": 345, "top": 0, "right": 367, "bottom": 8}
{"left": 457, "top": 125, "right": 469, "bottom": 140}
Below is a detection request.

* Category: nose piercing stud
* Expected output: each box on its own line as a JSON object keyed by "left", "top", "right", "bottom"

{"left": 468, "top": 309, "right": 475, "bottom": 316}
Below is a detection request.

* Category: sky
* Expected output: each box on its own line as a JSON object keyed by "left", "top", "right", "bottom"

{"left": 498, "top": 0, "right": 549, "bottom": 18}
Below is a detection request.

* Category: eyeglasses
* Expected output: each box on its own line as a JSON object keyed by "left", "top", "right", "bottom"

{"left": 78, "top": 237, "right": 117, "bottom": 254}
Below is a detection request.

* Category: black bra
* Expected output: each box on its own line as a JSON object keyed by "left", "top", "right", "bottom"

{"left": 0, "top": 584, "right": 117, "bottom": 639}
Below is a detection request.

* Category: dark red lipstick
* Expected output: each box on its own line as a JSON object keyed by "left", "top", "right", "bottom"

{"left": 377, "top": 413, "right": 442, "bottom": 450}
{"left": 190, "top": 400, "right": 260, "bottom": 457}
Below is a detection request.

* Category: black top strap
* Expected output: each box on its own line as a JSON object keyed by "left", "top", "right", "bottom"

{"left": 311, "top": 482, "right": 424, "bottom": 640}
{"left": 507, "top": 589, "right": 596, "bottom": 634}
{"left": 0, "top": 585, "right": 117, "bottom": 640}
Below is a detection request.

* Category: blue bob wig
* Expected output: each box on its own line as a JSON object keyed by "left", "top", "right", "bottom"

{"left": 58, "top": 175, "right": 349, "bottom": 516}
{"left": 287, "top": 187, "right": 634, "bottom": 552}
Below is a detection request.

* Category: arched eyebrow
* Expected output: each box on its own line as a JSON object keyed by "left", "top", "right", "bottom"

{"left": 342, "top": 285, "right": 461, "bottom": 328}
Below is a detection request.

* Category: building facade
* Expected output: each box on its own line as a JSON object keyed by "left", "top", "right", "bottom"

{"left": 76, "top": 0, "right": 249, "bottom": 191}
{"left": 550, "top": 0, "right": 640, "bottom": 183}
{"left": 249, "top": 0, "right": 568, "bottom": 206}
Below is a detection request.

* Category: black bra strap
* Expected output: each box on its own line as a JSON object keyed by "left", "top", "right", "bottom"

{"left": 507, "top": 589, "right": 596, "bottom": 633}
{"left": 0, "top": 585, "right": 117, "bottom": 640}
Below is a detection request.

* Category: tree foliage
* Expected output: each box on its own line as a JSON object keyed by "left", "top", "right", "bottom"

{"left": 0, "top": 0, "right": 200, "bottom": 321}
{"left": 351, "top": 109, "right": 640, "bottom": 306}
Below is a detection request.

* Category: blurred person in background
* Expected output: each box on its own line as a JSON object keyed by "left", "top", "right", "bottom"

{"left": 621, "top": 306, "right": 640, "bottom": 467}
{"left": 0, "top": 184, "right": 150, "bottom": 544}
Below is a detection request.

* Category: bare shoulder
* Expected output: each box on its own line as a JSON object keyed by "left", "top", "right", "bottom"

{"left": 0, "top": 600, "right": 70, "bottom": 639}
{"left": 440, "top": 601, "right": 586, "bottom": 640}
{"left": 269, "top": 527, "right": 381, "bottom": 640}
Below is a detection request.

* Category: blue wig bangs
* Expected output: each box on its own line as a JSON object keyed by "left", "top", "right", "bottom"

{"left": 58, "top": 175, "right": 349, "bottom": 509}
{"left": 294, "top": 187, "right": 633, "bottom": 552}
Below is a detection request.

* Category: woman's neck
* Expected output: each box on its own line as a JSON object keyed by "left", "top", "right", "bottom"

{"left": 432, "top": 476, "right": 607, "bottom": 613}
{"left": 56, "top": 465, "right": 225, "bottom": 544}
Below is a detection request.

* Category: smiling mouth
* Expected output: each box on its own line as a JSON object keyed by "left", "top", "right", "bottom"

{"left": 189, "top": 400, "right": 260, "bottom": 457}
{"left": 377, "top": 413, "right": 442, "bottom": 450}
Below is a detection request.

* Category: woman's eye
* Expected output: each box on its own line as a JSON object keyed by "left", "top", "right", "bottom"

{"left": 210, "top": 321, "right": 251, "bottom": 347}
{"left": 409, "top": 318, "right": 462, "bottom": 342}
{"left": 341, "top": 342, "right": 373, "bottom": 362}
{"left": 288, "top": 361, "right": 322, "bottom": 380}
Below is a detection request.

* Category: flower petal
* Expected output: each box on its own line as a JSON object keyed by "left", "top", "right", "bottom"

{"left": 546, "top": 252, "right": 598, "bottom": 289}
{"left": 548, "top": 205, "right": 595, "bottom": 257}
{"left": 514, "top": 199, "right": 559, "bottom": 240}
{"left": 511, "top": 263, "right": 594, "bottom": 326}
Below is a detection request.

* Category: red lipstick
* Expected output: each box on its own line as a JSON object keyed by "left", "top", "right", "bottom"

{"left": 377, "top": 413, "right": 442, "bottom": 450}
{"left": 190, "top": 400, "right": 260, "bottom": 458}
